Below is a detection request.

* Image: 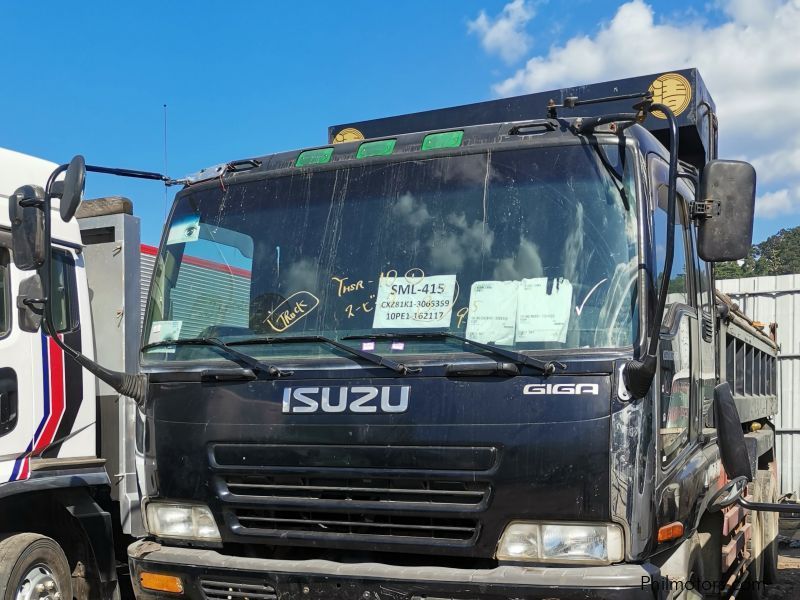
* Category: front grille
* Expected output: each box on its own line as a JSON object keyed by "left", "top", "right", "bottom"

{"left": 224, "top": 473, "right": 489, "bottom": 507}
{"left": 234, "top": 508, "right": 478, "bottom": 542}
{"left": 211, "top": 444, "right": 496, "bottom": 550}
{"left": 200, "top": 578, "right": 277, "bottom": 600}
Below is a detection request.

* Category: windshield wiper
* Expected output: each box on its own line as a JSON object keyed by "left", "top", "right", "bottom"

{"left": 141, "top": 337, "right": 291, "bottom": 377}
{"left": 342, "top": 332, "right": 566, "bottom": 375}
{"left": 227, "top": 335, "right": 416, "bottom": 375}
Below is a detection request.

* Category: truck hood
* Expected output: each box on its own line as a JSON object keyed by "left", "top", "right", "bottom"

{"left": 146, "top": 372, "right": 612, "bottom": 559}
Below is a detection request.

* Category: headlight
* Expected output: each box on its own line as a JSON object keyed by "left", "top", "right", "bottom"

{"left": 145, "top": 501, "right": 221, "bottom": 542}
{"left": 496, "top": 521, "right": 624, "bottom": 565}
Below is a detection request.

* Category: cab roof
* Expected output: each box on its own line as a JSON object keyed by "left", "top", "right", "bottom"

{"left": 182, "top": 117, "right": 661, "bottom": 190}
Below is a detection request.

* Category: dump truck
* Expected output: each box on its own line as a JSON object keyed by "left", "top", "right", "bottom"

{"left": 6, "top": 69, "right": 795, "bottom": 600}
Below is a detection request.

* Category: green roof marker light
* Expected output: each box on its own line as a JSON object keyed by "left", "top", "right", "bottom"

{"left": 421, "top": 131, "right": 464, "bottom": 151}
{"left": 296, "top": 147, "right": 334, "bottom": 167}
{"left": 356, "top": 139, "right": 396, "bottom": 159}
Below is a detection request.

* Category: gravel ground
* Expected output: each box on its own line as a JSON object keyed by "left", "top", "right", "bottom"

{"left": 763, "top": 531, "right": 800, "bottom": 599}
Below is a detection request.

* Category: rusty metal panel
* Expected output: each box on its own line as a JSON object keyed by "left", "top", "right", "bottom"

{"left": 717, "top": 274, "right": 800, "bottom": 496}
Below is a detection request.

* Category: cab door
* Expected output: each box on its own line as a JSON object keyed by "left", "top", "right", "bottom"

{"left": 0, "top": 241, "right": 43, "bottom": 482}
{"left": 0, "top": 243, "right": 86, "bottom": 483}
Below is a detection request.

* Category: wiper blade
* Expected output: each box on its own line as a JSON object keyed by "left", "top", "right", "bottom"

{"left": 227, "top": 335, "right": 415, "bottom": 375}
{"left": 444, "top": 361, "right": 520, "bottom": 377}
{"left": 141, "top": 337, "right": 291, "bottom": 377}
{"left": 342, "top": 332, "right": 566, "bottom": 375}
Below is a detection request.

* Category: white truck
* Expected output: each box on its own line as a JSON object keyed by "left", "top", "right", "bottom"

{"left": 0, "top": 147, "right": 143, "bottom": 600}
{"left": 1, "top": 147, "right": 252, "bottom": 600}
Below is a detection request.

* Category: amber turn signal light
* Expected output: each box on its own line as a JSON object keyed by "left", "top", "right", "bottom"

{"left": 140, "top": 572, "right": 184, "bottom": 594}
{"left": 657, "top": 522, "right": 685, "bottom": 543}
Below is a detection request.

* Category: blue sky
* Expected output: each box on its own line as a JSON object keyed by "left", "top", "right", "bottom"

{"left": 3, "top": 1, "right": 798, "bottom": 245}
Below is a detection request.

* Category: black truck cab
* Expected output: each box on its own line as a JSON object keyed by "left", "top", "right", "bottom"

{"left": 127, "top": 71, "right": 778, "bottom": 599}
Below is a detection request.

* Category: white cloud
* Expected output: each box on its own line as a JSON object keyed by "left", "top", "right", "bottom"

{"left": 751, "top": 147, "right": 800, "bottom": 186}
{"left": 468, "top": 0, "right": 535, "bottom": 64}
{"left": 391, "top": 193, "right": 431, "bottom": 228}
{"left": 756, "top": 189, "right": 798, "bottom": 218}
{"left": 479, "top": 0, "right": 800, "bottom": 219}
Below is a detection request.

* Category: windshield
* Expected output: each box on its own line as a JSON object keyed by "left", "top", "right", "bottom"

{"left": 143, "top": 144, "right": 638, "bottom": 364}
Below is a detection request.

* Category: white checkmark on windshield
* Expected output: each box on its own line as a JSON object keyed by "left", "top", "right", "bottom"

{"left": 575, "top": 278, "right": 609, "bottom": 316}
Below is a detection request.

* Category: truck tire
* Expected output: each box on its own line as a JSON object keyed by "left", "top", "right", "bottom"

{"left": 759, "top": 465, "right": 780, "bottom": 584}
{"left": 0, "top": 533, "right": 73, "bottom": 600}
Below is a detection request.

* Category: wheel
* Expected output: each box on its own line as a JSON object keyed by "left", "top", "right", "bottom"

{"left": 759, "top": 465, "right": 780, "bottom": 584}
{"left": 0, "top": 533, "right": 72, "bottom": 600}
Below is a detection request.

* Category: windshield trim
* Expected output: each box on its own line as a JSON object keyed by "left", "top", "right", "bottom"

{"left": 172, "top": 135, "right": 623, "bottom": 196}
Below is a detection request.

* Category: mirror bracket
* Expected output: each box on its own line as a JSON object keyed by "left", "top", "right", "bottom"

{"left": 690, "top": 199, "right": 721, "bottom": 220}
{"left": 18, "top": 197, "right": 44, "bottom": 209}
{"left": 19, "top": 297, "right": 47, "bottom": 308}
{"left": 16, "top": 274, "right": 46, "bottom": 333}
{"left": 736, "top": 494, "right": 800, "bottom": 515}
{"left": 621, "top": 101, "right": 680, "bottom": 400}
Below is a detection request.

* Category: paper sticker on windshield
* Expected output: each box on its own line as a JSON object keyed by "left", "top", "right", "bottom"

{"left": 516, "top": 278, "right": 573, "bottom": 343}
{"left": 465, "top": 281, "right": 518, "bottom": 345}
{"left": 148, "top": 320, "right": 183, "bottom": 345}
{"left": 372, "top": 274, "right": 456, "bottom": 329}
{"left": 166, "top": 215, "right": 201, "bottom": 245}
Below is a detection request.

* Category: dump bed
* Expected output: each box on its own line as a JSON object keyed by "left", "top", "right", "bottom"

{"left": 715, "top": 289, "right": 779, "bottom": 424}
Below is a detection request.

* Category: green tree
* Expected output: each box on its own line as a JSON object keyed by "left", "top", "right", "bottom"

{"left": 715, "top": 226, "right": 800, "bottom": 279}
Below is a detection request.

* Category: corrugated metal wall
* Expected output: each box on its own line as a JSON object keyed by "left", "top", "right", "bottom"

{"left": 140, "top": 249, "right": 155, "bottom": 329}
{"left": 717, "top": 274, "right": 800, "bottom": 496}
{"left": 139, "top": 245, "right": 250, "bottom": 338}
{"left": 168, "top": 261, "right": 250, "bottom": 338}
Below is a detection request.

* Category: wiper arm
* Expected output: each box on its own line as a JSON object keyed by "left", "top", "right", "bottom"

{"left": 141, "top": 337, "right": 291, "bottom": 377}
{"left": 227, "top": 335, "right": 415, "bottom": 375}
{"left": 342, "top": 332, "right": 566, "bottom": 375}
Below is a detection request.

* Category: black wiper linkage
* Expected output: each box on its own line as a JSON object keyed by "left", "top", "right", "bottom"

{"left": 227, "top": 335, "right": 416, "bottom": 375}
{"left": 141, "top": 337, "right": 291, "bottom": 377}
{"left": 342, "top": 332, "right": 566, "bottom": 375}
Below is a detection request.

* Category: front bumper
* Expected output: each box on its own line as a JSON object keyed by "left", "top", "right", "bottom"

{"left": 129, "top": 540, "right": 661, "bottom": 600}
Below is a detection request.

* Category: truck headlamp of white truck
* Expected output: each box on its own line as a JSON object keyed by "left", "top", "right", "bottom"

{"left": 145, "top": 501, "right": 221, "bottom": 542}
{"left": 496, "top": 521, "right": 624, "bottom": 565}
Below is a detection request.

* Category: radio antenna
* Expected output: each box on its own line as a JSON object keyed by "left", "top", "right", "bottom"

{"left": 163, "top": 103, "right": 169, "bottom": 218}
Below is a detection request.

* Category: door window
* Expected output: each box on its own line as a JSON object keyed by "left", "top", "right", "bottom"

{"left": 0, "top": 249, "right": 9, "bottom": 337}
{"left": 660, "top": 313, "right": 693, "bottom": 464}
{"left": 653, "top": 188, "right": 690, "bottom": 308}
{"left": 50, "top": 251, "right": 78, "bottom": 333}
{"left": 692, "top": 228, "right": 716, "bottom": 427}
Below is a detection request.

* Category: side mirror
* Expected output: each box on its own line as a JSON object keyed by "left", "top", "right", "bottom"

{"left": 708, "top": 476, "right": 748, "bottom": 512}
{"left": 697, "top": 160, "right": 756, "bottom": 262}
{"left": 56, "top": 155, "right": 86, "bottom": 222}
{"left": 8, "top": 185, "right": 45, "bottom": 271}
{"left": 16, "top": 273, "right": 45, "bottom": 332}
{"left": 713, "top": 382, "right": 753, "bottom": 480}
